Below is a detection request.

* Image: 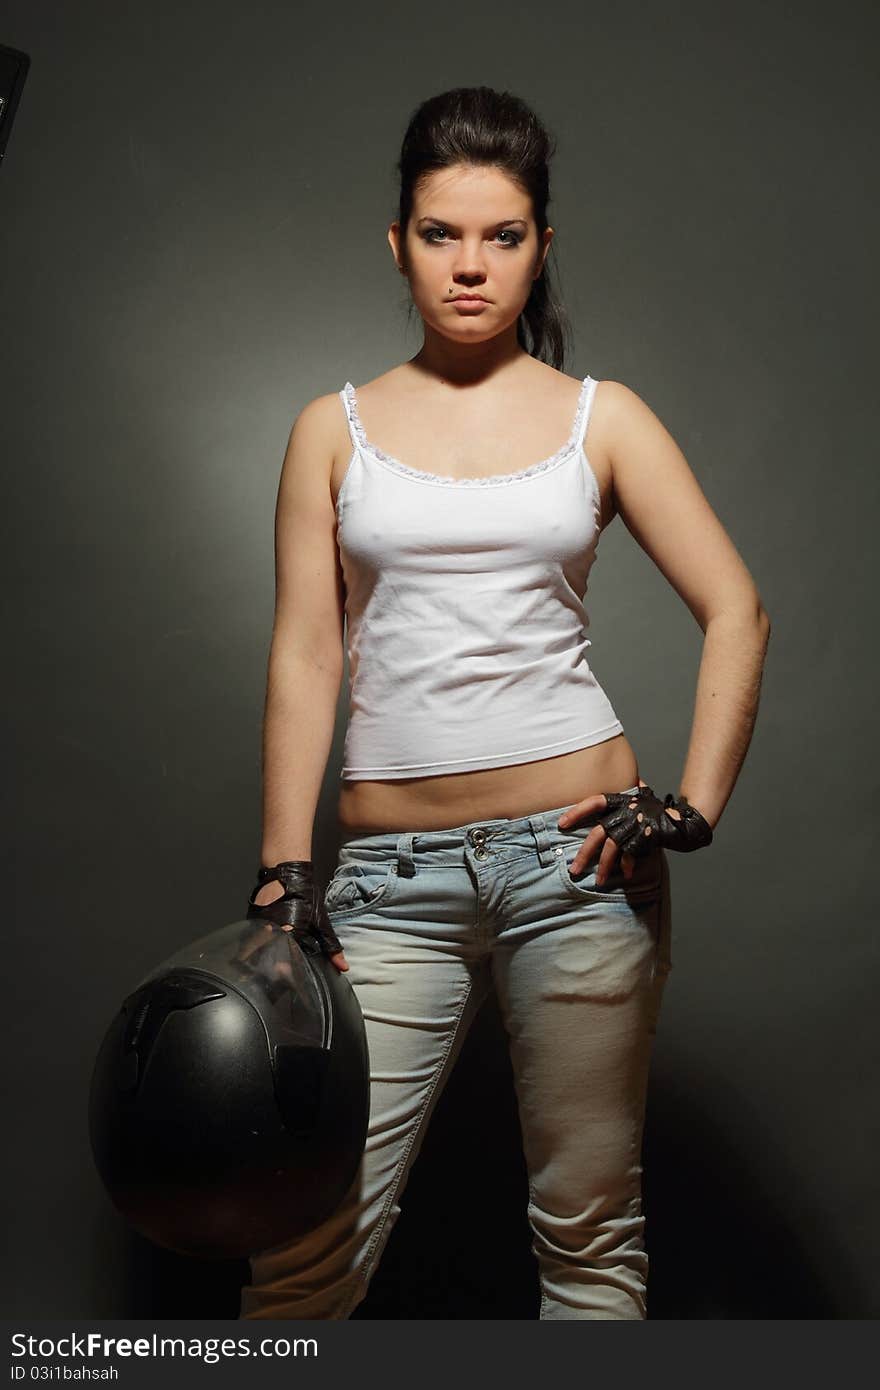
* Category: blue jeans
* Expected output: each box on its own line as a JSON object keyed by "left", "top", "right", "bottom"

{"left": 239, "top": 786, "right": 672, "bottom": 1320}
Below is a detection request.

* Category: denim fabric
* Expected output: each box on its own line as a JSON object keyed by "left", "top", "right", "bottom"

{"left": 239, "top": 786, "right": 672, "bottom": 1321}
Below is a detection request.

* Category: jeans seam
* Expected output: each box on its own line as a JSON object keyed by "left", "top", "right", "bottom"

{"left": 338, "top": 978, "right": 476, "bottom": 1318}
{"left": 528, "top": 1171, "right": 551, "bottom": 1319}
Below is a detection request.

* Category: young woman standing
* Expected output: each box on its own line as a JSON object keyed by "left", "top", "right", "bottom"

{"left": 240, "top": 86, "right": 770, "bottom": 1320}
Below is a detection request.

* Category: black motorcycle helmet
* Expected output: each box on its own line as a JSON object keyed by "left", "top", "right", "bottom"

{"left": 89, "top": 917, "right": 369, "bottom": 1259}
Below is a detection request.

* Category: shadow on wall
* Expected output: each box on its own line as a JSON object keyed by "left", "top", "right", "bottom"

{"left": 119, "top": 995, "right": 851, "bottom": 1319}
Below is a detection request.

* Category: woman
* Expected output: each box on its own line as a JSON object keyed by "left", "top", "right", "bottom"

{"left": 239, "top": 86, "right": 771, "bottom": 1320}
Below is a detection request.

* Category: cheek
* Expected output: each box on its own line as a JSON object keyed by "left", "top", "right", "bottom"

{"left": 491, "top": 260, "right": 538, "bottom": 312}
{"left": 406, "top": 266, "right": 449, "bottom": 307}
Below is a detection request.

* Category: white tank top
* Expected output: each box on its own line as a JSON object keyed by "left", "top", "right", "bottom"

{"left": 335, "top": 374, "right": 624, "bottom": 780}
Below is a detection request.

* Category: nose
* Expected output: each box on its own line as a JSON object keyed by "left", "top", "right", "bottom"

{"left": 451, "top": 239, "right": 489, "bottom": 281}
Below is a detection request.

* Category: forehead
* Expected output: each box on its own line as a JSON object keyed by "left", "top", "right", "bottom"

{"left": 412, "top": 164, "right": 531, "bottom": 220}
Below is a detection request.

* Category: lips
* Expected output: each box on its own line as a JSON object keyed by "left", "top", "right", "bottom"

{"left": 454, "top": 295, "right": 487, "bottom": 302}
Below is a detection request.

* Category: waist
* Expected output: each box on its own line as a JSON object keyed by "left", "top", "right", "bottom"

{"left": 336, "top": 735, "right": 639, "bottom": 834}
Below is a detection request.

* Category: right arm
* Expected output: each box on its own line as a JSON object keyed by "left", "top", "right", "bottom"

{"left": 254, "top": 394, "right": 346, "bottom": 883}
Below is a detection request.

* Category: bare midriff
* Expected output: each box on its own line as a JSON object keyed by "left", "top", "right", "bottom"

{"left": 329, "top": 366, "right": 640, "bottom": 835}
{"left": 336, "top": 735, "right": 641, "bottom": 834}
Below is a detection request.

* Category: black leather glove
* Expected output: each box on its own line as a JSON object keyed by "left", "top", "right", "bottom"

{"left": 600, "top": 785, "right": 713, "bottom": 857}
{"left": 246, "top": 860, "right": 343, "bottom": 959}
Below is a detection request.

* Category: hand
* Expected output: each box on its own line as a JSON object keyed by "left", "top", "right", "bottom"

{"left": 557, "top": 780, "right": 712, "bottom": 886}
{"left": 248, "top": 862, "right": 350, "bottom": 973}
{"left": 557, "top": 779, "right": 658, "bottom": 886}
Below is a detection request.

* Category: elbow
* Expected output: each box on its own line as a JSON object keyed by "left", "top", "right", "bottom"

{"left": 268, "top": 640, "right": 345, "bottom": 687}
{"left": 704, "top": 597, "right": 771, "bottom": 638}
{"left": 753, "top": 604, "right": 772, "bottom": 652}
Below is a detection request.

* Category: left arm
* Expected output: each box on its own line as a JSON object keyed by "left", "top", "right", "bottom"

{"left": 603, "top": 380, "right": 771, "bottom": 834}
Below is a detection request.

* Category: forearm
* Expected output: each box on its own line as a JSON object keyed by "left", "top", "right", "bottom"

{"left": 677, "top": 608, "right": 771, "bottom": 832}
{"left": 258, "top": 649, "right": 344, "bottom": 864}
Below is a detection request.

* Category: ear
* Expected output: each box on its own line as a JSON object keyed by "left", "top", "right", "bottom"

{"left": 387, "top": 221, "right": 406, "bottom": 275}
{"left": 535, "top": 225, "right": 554, "bottom": 276}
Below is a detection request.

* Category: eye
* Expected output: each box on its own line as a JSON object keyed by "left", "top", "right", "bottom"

{"left": 420, "top": 227, "right": 523, "bottom": 246}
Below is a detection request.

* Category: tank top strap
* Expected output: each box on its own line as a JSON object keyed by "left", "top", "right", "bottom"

{"left": 573, "top": 376, "right": 600, "bottom": 454}
{"left": 339, "top": 382, "right": 360, "bottom": 453}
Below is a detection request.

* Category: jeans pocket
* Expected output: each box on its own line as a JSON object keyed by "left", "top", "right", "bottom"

{"left": 556, "top": 837, "right": 663, "bottom": 905}
{"left": 324, "top": 859, "right": 399, "bottom": 918}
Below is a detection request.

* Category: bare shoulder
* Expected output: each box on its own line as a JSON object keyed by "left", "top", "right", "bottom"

{"left": 590, "top": 377, "right": 705, "bottom": 504}
{"left": 589, "top": 378, "right": 638, "bottom": 430}
{"left": 593, "top": 376, "right": 647, "bottom": 407}
{"left": 588, "top": 378, "right": 681, "bottom": 476}
{"left": 290, "top": 388, "right": 348, "bottom": 449}
{"left": 283, "top": 388, "right": 352, "bottom": 482}
{"left": 295, "top": 387, "right": 346, "bottom": 420}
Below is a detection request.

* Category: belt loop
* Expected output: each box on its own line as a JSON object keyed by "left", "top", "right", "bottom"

{"left": 528, "top": 811, "right": 556, "bottom": 867}
{"left": 396, "top": 832, "right": 417, "bottom": 878}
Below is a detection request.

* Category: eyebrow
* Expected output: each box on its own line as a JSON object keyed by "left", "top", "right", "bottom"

{"left": 416, "top": 216, "right": 528, "bottom": 229}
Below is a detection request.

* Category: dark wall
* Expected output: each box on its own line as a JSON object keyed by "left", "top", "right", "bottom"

{"left": 5, "top": 0, "right": 878, "bottom": 1319}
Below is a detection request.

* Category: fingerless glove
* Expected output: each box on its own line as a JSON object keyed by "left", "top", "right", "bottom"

{"left": 600, "top": 786, "right": 714, "bottom": 857}
{"left": 246, "top": 860, "right": 343, "bottom": 959}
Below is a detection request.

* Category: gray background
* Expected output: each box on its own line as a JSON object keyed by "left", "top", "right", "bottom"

{"left": 5, "top": 0, "right": 878, "bottom": 1318}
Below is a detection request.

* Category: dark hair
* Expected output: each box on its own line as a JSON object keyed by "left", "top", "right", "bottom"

{"left": 394, "top": 86, "right": 573, "bottom": 371}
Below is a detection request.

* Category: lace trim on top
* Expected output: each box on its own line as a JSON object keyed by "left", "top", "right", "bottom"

{"left": 342, "top": 377, "right": 592, "bottom": 487}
